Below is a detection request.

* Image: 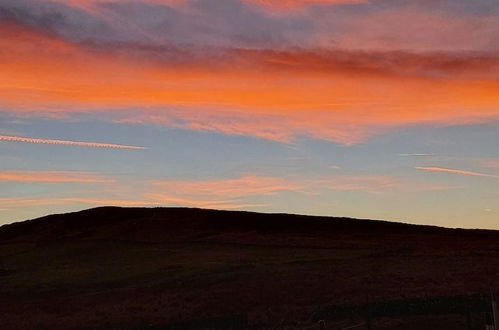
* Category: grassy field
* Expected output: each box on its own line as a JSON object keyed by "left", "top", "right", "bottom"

{"left": 1, "top": 207, "right": 499, "bottom": 329}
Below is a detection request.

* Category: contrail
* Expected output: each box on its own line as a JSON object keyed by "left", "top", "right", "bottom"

{"left": 0, "top": 135, "right": 145, "bottom": 150}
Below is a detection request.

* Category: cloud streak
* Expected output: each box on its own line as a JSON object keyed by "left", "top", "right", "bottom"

{"left": 152, "top": 174, "right": 451, "bottom": 199}
{"left": 0, "top": 197, "right": 159, "bottom": 209}
{"left": 0, "top": 170, "right": 113, "bottom": 183}
{"left": 0, "top": 135, "right": 145, "bottom": 150}
{"left": 416, "top": 166, "right": 498, "bottom": 178}
{"left": 248, "top": 0, "right": 367, "bottom": 9}
{"left": 152, "top": 175, "right": 300, "bottom": 197}
{"left": 0, "top": 195, "right": 261, "bottom": 211}
{"left": 481, "top": 159, "right": 499, "bottom": 170}
{"left": 149, "top": 193, "right": 265, "bottom": 209}
{"left": 399, "top": 154, "right": 435, "bottom": 157}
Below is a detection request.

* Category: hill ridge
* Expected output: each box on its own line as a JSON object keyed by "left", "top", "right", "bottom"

{"left": 1, "top": 207, "right": 496, "bottom": 244}
{"left": 2, "top": 207, "right": 499, "bottom": 329}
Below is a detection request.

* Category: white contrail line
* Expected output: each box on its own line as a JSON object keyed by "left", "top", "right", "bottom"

{"left": 0, "top": 135, "right": 145, "bottom": 150}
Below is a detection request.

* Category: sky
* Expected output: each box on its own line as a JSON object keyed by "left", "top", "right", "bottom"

{"left": 0, "top": 0, "right": 498, "bottom": 229}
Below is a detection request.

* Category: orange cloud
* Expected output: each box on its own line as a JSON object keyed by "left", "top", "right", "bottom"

{"left": 0, "top": 135, "right": 145, "bottom": 150}
{"left": 416, "top": 167, "right": 499, "bottom": 178}
{"left": 0, "top": 171, "right": 113, "bottom": 183}
{"left": 2, "top": 22, "right": 499, "bottom": 144}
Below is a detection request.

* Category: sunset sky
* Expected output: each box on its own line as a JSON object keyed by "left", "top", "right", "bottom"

{"left": 1, "top": 0, "right": 498, "bottom": 228}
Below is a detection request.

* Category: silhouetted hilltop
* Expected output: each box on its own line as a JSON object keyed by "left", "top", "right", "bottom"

{"left": 1, "top": 207, "right": 499, "bottom": 329}
{"left": 0, "top": 207, "right": 494, "bottom": 244}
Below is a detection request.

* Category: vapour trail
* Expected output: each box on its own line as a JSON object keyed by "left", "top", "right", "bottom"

{"left": 0, "top": 135, "right": 145, "bottom": 150}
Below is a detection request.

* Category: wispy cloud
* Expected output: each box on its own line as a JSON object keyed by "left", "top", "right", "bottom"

{"left": 399, "top": 153, "right": 435, "bottom": 157}
{"left": 416, "top": 166, "right": 498, "bottom": 178}
{"left": 149, "top": 193, "right": 265, "bottom": 209}
{"left": 152, "top": 175, "right": 299, "bottom": 197}
{"left": 248, "top": 0, "right": 366, "bottom": 9}
{"left": 0, "top": 135, "right": 145, "bottom": 150}
{"left": 0, "top": 197, "right": 71, "bottom": 208}
{"left": 63, "top": 198, "right": 160, "bottom": 207}
{"left": 0, "top": 197, "right": 159, "bottom": 209}
{"left": 481, "top": 159, "right": 499, "bottom": 170}
{"left": 58, "top": 0, "right": 365, "bottom": 10}
{"left": 0, "top": 170, "right": 113, "bottom": 183}
{"left": 0, "top": 195, "right": 261, "bottom": 211}
{"left": 152, "top": 174, "right": 451, "bottom": 200}
{"left": 0, "top": 172, "right": 452, "bottom": 213}
{"left": 309, "top": 175, "right": 451, "bottom": 193}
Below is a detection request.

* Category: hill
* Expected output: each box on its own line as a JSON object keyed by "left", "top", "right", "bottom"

{"left": 1, "top": 207, "right": 499, "bottom": 329}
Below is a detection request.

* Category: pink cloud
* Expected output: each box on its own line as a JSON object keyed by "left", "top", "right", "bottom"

{"left": 51, "top": 0, "right": 364, "bottom": 12}
{"left": 247, "top": 0, "right": 367, "bottom": 9}
{"left": 481, "top": 159, "right": 499, "bottom": 170}
{"left": 416, "top": 166, "right": 498, "bottom": 178}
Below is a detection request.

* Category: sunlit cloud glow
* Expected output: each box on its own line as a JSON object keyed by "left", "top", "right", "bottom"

{"left": 1, "top": 17, "right": 499, "bottom": 144}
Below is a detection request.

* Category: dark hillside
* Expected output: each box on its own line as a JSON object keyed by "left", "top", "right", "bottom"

{"left": 1, "top": 207, "right": 499, "bottom": 329}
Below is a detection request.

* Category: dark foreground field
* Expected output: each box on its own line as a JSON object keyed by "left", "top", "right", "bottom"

{"left": 1, "top": 207, "right": 499, "bottom": 329}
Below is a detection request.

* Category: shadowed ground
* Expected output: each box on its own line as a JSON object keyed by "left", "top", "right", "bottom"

{"left": 1, "top": 207, "right": 499, "bottom": 329}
